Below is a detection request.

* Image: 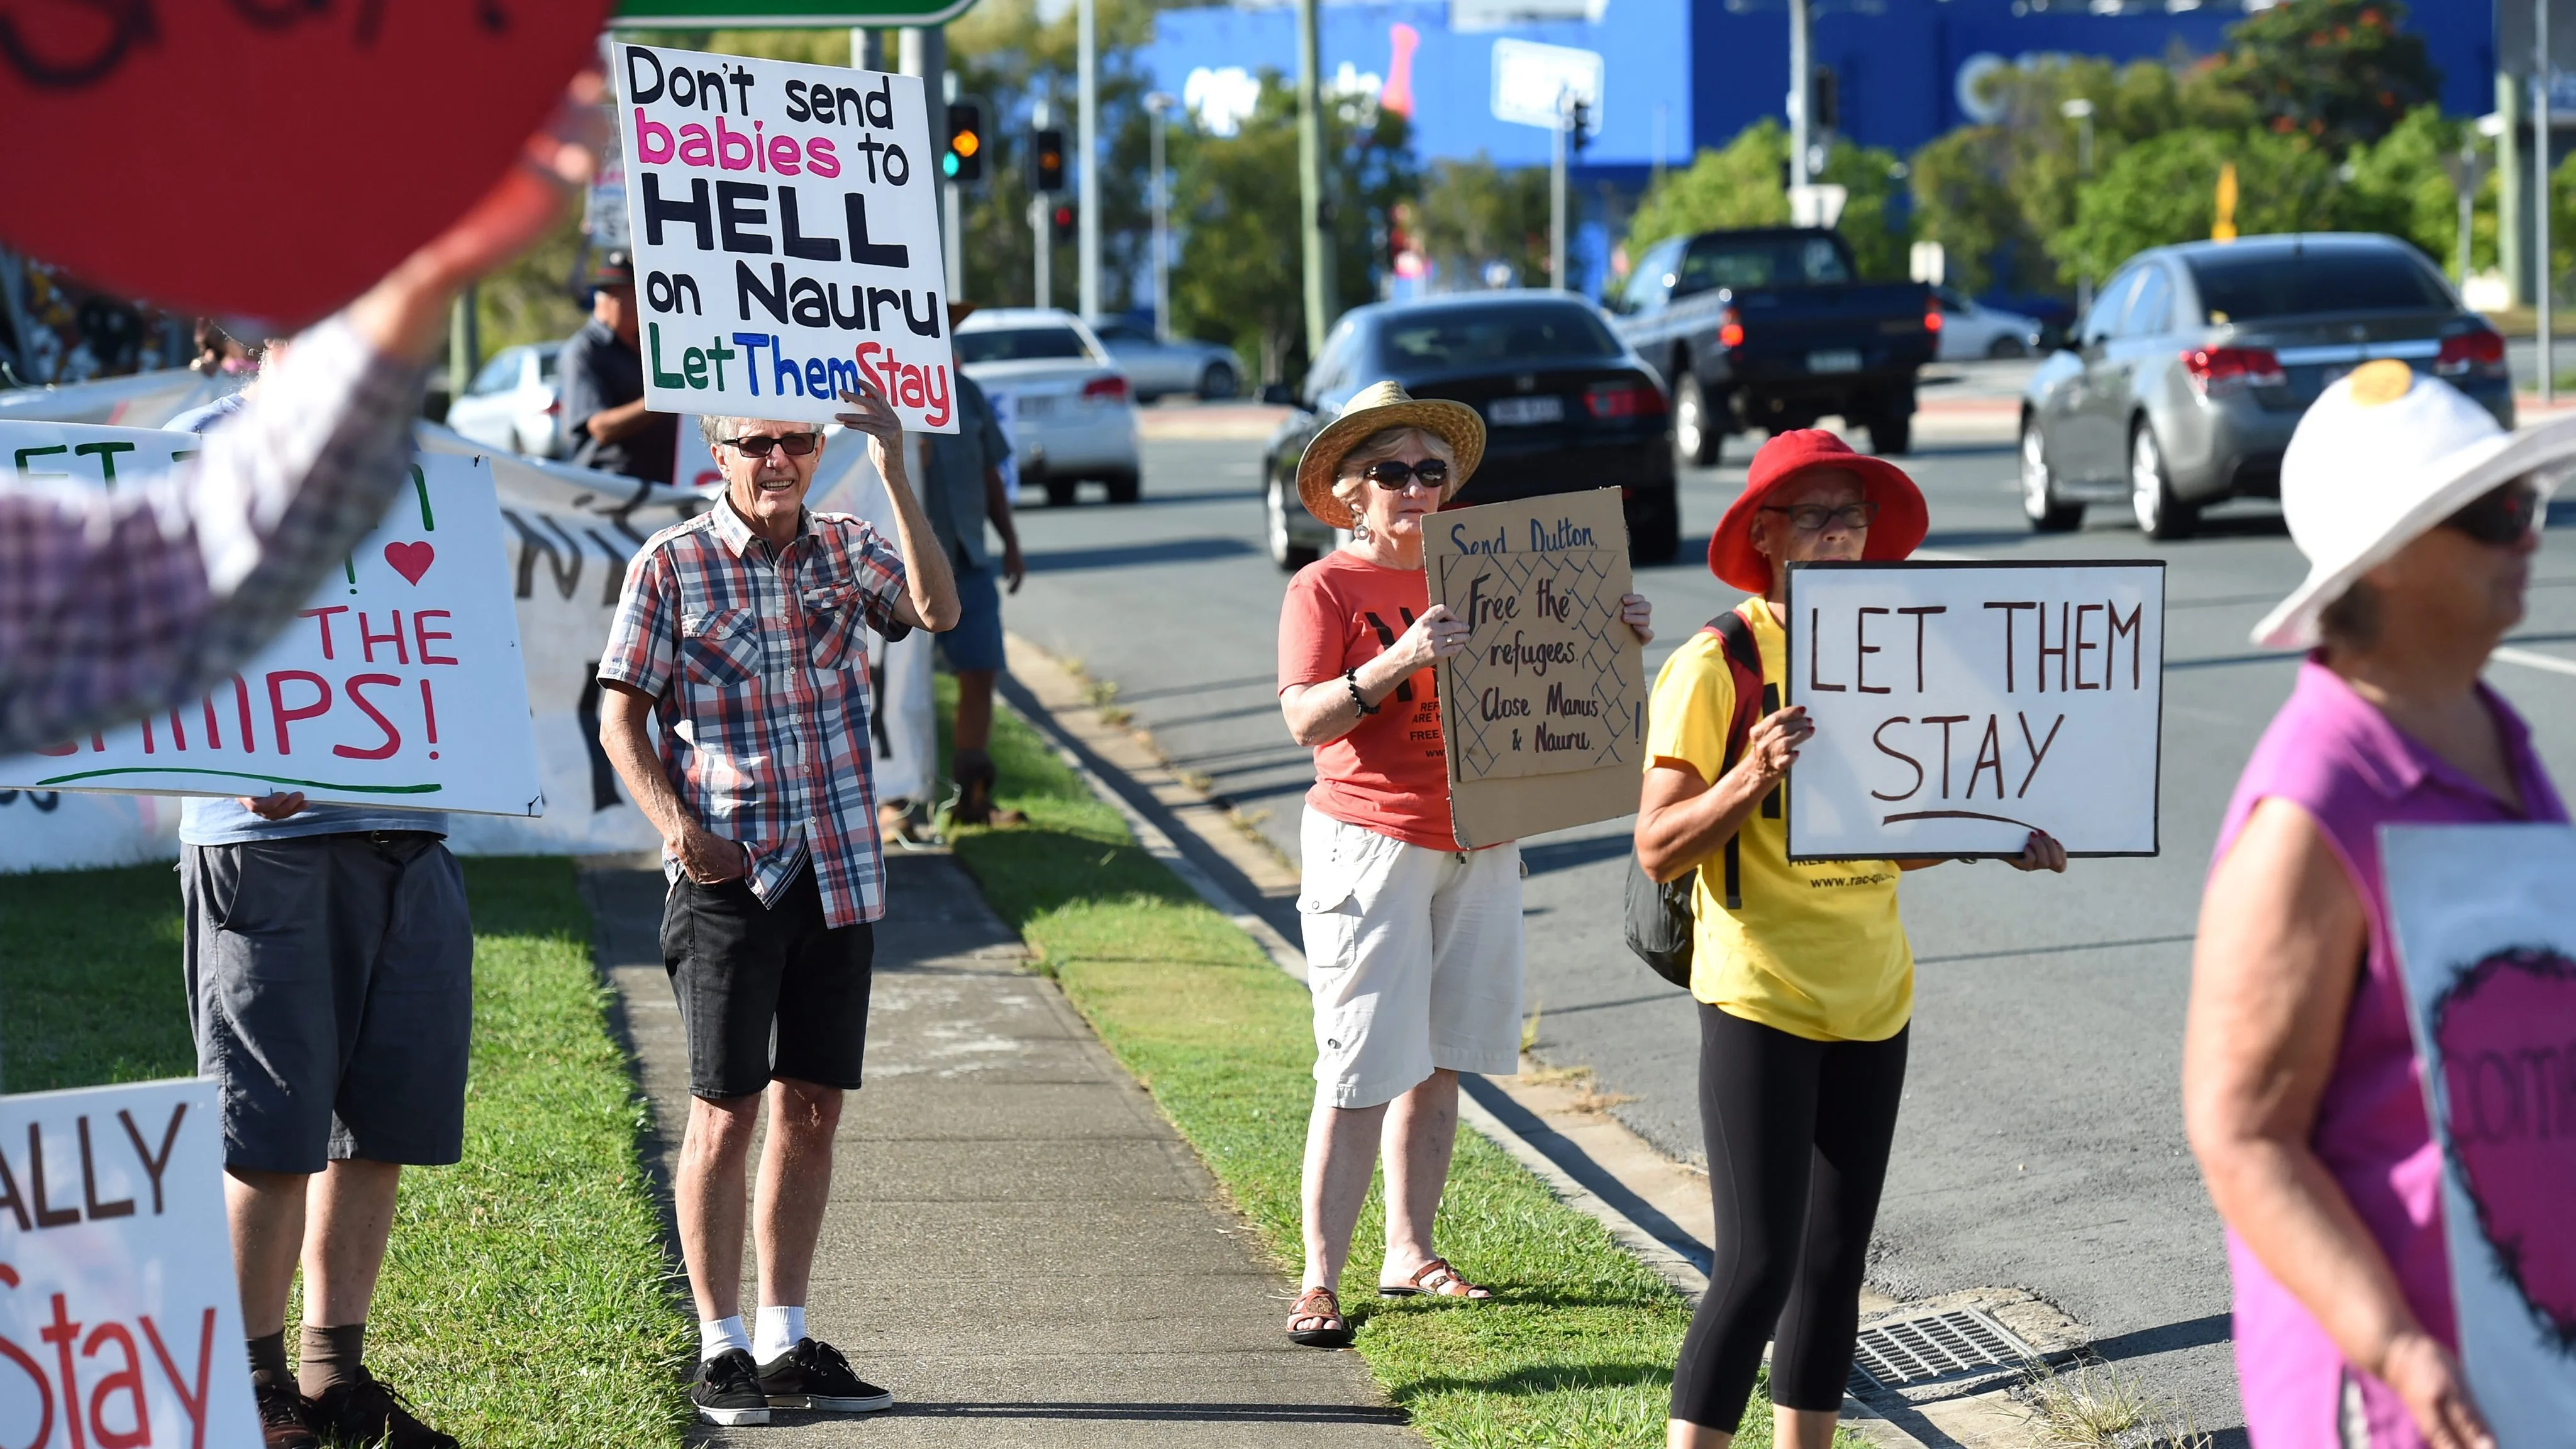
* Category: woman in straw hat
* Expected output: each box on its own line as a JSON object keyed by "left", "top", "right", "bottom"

{"left": 2188, "top": 360, "right": 2573, "bottom": 1449}
{"left": 1275, "top": 380, "right": 1655, "bottom": 1348}
{"left": 1635, "top": 429, "right": 2067, "bottom": 1447}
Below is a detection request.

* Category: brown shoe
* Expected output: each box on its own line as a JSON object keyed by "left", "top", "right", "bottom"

{"left": 255, "top": 1377, "right": 319, "bottom": 1449}
{"left": 307, "top": 1368, "right": 456, "bottom": 1449}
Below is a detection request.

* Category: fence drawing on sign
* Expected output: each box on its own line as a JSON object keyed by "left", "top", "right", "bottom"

{"left": 1432, "top": 547, "right": 1638, "bottom": 782}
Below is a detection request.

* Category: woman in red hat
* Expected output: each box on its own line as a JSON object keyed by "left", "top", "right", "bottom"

{"left": 1634, "top": 430, "right": 2066, "bottom": 1447}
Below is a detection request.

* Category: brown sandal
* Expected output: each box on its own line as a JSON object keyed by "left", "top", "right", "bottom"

{"left": 1287, "top": 1286, "right": 1353, "bottom": 1347}
{"left": 1379, "top": 1257, "right": 1492, "bottom": 1300}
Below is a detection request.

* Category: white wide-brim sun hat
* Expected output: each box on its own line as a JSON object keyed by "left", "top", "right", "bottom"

{"left": 2255, "top": 358, "right": 2576, "bottom": 650}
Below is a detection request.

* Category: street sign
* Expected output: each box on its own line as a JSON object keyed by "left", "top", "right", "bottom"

{"left": 614, "top": 0, "right": 984, "bottom": 24}
{"left": 1789, "top": 184, "right": 1847, "bottom": 229}
{"left": 1490, "top": 39, "right": 1602, "bottom": 130}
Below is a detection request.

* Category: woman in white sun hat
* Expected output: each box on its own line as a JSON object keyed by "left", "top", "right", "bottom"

{"left": 2187, "top": 359, "right": 2576, "bottom": 1449}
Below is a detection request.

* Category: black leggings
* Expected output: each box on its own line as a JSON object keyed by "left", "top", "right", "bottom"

{"left": 1670, "top": 1004, "right": 1909, "bottom": 1428}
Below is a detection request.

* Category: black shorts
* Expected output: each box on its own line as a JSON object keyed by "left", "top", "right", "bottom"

{"left": 660, "top": 861, "right": 874, "bottom": 1100}
{"left": 181, "top": 833, "right": 473, "bottom": 1175}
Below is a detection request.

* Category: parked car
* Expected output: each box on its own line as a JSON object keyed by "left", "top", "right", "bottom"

{"left": 2019, "top": 233, "right": 2509, "bottom": 540}
{"left": 1089, "top": 316, "right": 1243, "bottom": 401}
{"left": 1262, "top": 291, "right": 1677, "bottom": 570}
{"left": 1933, "top": 287, "right": 2043, "bottom": 360}
{"left": 1607, "top": 225, "right": 1937, "bottom": 464}
{"left": 446, "top": 342, "right": 564, "bottom": 458}
{"left": 954, "top": 308, "right": 1141, "bottom": 504}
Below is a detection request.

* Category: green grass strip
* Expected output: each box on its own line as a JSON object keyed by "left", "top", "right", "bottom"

{"left": 942, "top": 677, "right": 1854, "bottom": 1446}
{"left": 0, "top": 858, "right": 691, "bottom": 1448}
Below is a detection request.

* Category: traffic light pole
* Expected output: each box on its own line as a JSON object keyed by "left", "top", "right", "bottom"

{"left": 1077, "top": 0, "right": 1100, "bottom": 322}
{"left": 1787, "top": 0, "right": 1811, "bottom": 190}
{"left": 1296, "top": 0, "right": 1331, "bottom": 361}
{"left": 898, "top": 28, "right": 955, "bottom": 300}
{"left": 1550, "top": 95, "right": 1567, "bottom": 292}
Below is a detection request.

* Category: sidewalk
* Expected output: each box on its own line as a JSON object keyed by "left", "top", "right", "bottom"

{"left": 579, "top": 852, "right": 1420, "bottom": 1446}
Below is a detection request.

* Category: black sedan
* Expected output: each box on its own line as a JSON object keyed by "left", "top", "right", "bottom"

{"left": 1260, "top": 292, "right": 1679, "bottom": 570}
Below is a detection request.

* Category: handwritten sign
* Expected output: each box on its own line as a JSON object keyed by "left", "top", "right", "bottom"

{"left": 615, "top": 44, "right": 957, "bottom": 433}
{"left": 0, "top": 425, "right": 543, "bottom": 816}
{"left": 0, "top": 1079, "right": 260, "bottom": 1448}
{"left": 1428, "top": 489, "right": 1640, "bottom": 847}
{"left": 1784, "top": 561, "right": 2163, "bottom": 860}
{"left": 2381, "top": 824, "right": 2576, "bottom": 1440}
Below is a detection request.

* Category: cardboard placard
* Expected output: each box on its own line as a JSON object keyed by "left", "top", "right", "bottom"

{"left": 1428, "top": 489, "right": 1641, "bottom": 848}
{"left": 1783, "top": 561, "right": 2163, "bottom": 860}
{"left": 0, "top": 1079, "right": 260, "bottom": 1447}
{"left": 0, "top": 425, "right": 543, "bottom": 816}
{"left": 614, "top": 44, "right": 957, "bottom": 433}
{"left": 2380, "top": 824, "right": 2576, "bottom": 1438}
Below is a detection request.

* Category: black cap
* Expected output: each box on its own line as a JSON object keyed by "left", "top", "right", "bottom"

{"left": 591, "top": 249, "right": 636, "bottom": 286}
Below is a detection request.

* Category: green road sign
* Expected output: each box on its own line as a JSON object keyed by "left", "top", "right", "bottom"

{"left": 614, "top": 0, "right": 979, "bottom": 26}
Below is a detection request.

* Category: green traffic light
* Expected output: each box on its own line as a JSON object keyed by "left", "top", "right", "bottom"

{"left": 942, "top": 153, "right": 959, "bottom": 177}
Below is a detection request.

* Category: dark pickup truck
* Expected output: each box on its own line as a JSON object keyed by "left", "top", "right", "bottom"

{"left": 1607, "top": 226, "right": 1938, "bottom": 463}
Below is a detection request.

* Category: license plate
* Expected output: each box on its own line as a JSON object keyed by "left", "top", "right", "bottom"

{"left": 1487, "top": 394, "right": 1563, "bottom": 426}
{"left": 1015, "top": 395, "right": 1057, "bottom": 418}
{"left": 1807, "top": 349, "right": 1862, "bottom": 374}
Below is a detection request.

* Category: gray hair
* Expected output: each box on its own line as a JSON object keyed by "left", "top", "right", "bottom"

{"left": 698, "top": 414, "right": 745, "bottom": 447}
{"left": 1329, "top": 426, "right": 1456, "bottom": 512}
{"left": 2318, "top": 579, "right": 2383, "bottom": 652}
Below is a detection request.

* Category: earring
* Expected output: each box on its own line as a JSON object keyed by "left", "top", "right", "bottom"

{"left": 1352, "top": 512, "right": 1368, "bottom": 539}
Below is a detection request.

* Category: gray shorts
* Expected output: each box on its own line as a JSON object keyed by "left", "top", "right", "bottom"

{"left": 180, "top": 833, "right": 472, "bottom": 1174}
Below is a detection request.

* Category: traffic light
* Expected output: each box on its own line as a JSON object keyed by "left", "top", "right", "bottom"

{"left": 1567, "top": 98, "right": 1593, "bottom": 158}
{"left": 1030, "top": 128, "right": 1066, "bottom": 194}
{"left": 1811, "top": 66, "right": 1839, "bottom": 133}
{"left": 1050, "top": 201, "right": 1075, "bottom": 243}
{"left": 944, "top": 99, "right": 985, "bottom": 182}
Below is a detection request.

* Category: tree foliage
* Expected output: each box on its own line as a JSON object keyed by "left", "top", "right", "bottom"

{"left": 2207, "top": 0, "right": 2439, "bottom": 151}
{"left": 1411, "top": 154, "right": 1552, "bottom": 289}
{"left": 2343, "top": 104, "right": 2496, "bottom": 279}
{"left": 2050, "top": 127, "right": 2345, "bottom": 283}
{"left": 1623, "top": 119, "right": 1911, "bottom": 282}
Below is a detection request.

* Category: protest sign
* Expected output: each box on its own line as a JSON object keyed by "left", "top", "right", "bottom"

{"left": 2381, "top": 824, "right": 2576, "bottom": 1438}
{"left": 1783, "top": 561, "right": 2163, "bottom": 860}
{"left": 0, "top": 424, "right": 543, "bottom": 817}
{"left": 614, "top": 44, "right": 957, "bottom": 433}
{"left": 0, "top": 1078, "right": 259, "bottom": 1448}
{"left": 1427, "top": 489, "right": 1641, "bottom": 848}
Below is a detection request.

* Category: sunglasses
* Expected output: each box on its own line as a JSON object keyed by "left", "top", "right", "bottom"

{"left": 1358, "top": 458, "right": 1450, "bottom": 491}
{"left": 1759, "top": 501, "right": 1878, "bottom": 533}
{"left": 2440, "top": 481, "right": 2542, "bottom": 545}
{"left": 722, "top": 431, "right": 822, "bottom": 458}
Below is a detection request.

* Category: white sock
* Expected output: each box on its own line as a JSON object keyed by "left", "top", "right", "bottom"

{"left": 699, "top": 1316, "right": 750, "bottom": 1363}
{"left": 753, "top": 1305, "right": 807, "bottom": 1362}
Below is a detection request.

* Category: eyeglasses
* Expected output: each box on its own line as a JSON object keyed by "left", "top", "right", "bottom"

{"left": 722, "top": 431, "right": 822, "bottom": 457}
{"left": 1357, "top": 458, "right": 1450, "bottom": 491}
{"left": 1759, "top": 501, "right": 1878, "bottom": 533}
{"left": 2440, "top": 480, "right": 2542, "bottom": 545}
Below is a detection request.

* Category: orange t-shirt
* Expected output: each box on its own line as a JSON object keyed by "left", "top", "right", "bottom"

{"left": 1277, "top": 552, "right": 1457, "bottom": 851}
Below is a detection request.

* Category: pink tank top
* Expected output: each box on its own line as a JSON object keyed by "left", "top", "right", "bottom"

{"left": 2212, "top": 660, "right": 2565, "bottom": 1447}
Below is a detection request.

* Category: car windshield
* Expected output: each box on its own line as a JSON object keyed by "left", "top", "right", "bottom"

{"left": 955, "top": 326, "right": 1098, "bottom": 364}
{"left": 1377, "top": 305, "right": 1623, "bottom": 370}
{"left": 2185, "top": 248, "right": 2451, "bottom": 323}
{"left": 1679, "top": 235, "right": 1852, "bottom": 291}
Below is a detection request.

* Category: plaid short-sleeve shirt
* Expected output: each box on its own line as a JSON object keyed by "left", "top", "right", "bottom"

{"left": 599, "top": 496, "right": 911, "bottom": 926}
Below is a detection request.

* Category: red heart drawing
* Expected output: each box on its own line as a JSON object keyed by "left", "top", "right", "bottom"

{"left": 384, "top": 541, "right": 435, "bottom": 586}
{"left": 2433, "top": 947, "right": 2576, "bottom": 1352}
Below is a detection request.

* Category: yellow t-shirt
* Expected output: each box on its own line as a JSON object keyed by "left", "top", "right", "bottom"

{"left": 1643, "top": 599, "right": 1913, "bottom": 1041}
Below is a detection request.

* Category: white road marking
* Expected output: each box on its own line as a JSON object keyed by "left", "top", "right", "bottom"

{"left": 2494, "top": 645, "right": 2576, "bottom": 679}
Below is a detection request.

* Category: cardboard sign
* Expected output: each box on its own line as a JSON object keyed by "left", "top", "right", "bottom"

{"left": 0, "top": 425, "right": 543, "bottom": 817}
{"left": 2380, "top": 824, "right": 2576, "bottom": 1438}
{"left": 0, "top": 1079, "right": 259, "bottom": 1448}
{"left": 1428, "top": 489, "right": 1641, "bottom": 848}
{"left": 1783, "top": 561, "right": 2163, "bottom": 860}
{"left": 614, "top": 44, "right": 957, "bottom": 433}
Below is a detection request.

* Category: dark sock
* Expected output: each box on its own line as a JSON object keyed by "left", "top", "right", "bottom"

{"left": 297, "top": 1322, "right": 366, "bottom": 1400}
{"left": 247, "top": 1330, "right": 291, "bottom": 1390}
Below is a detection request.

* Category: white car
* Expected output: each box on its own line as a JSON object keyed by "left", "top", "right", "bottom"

{"left": 1088, "top": 317, "right": 1243, "bottom": 401}
{"left": 955, "top": 308, "right": 1141, "bottom": 505}
{"left": 1933, "top": 288, "right": 2044, "bottom": 360}
{"left": 447, "top": 342, "right": 565, "bottom": 458}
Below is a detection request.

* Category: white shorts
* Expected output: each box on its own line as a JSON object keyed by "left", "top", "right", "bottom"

{"left": 1296, "top": 806, "right": 1526, "bottom": 1109}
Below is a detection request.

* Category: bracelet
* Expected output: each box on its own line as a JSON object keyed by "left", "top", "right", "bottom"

{"left": 1345, "top": 669, "right": 1379, "bottom": 716}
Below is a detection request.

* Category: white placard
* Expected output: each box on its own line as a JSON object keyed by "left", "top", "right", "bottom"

{"left": 615, "top": 44, "right": 958, "bottom": 433}
{"left": 1490, "top": 38, "right": 1602, "bottom": 130}
{"left": 1783, "top": 562, "right": 2164, "bottom": 859}
{"left": 0, "top": 425, "right": 543, "bottom": 816}
{"left": 0, "top": 1079, "right": 260, "bottom": 1448}
{"left": 2380, "top": 824, "right": 2576, "bottom": 1438}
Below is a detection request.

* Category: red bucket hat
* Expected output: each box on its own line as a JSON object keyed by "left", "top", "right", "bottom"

{"left": 1707, "top": 429, "right": 1929, "bottom": 592}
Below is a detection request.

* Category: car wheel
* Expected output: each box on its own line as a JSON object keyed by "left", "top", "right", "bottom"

{"left": 2021, "top": 419, "right": 2082, "bottom": 533}
{"left": 1867, "top": 411, "right": 1911, "bottom": 457}
{"left": 2130, "top": 423, "right": 2197, "bottom": 540}
{"left": 1198, "top": 362, "right": 1239, "bottom": 401}
{"left": 1987, "top": 335, "right": 2028, "bottom": 360}
{"left": 1265, "top": 477, "right": 1318, "bottom": 572}
{"left": 1042, "top": 474, "right": 1079, "bottom": 508}
{"left": 1628, "top": 492, "right": 1682, "bottom": 565}
{"left": 1103, "top": 469, "right": 1141, "bottom": 504}
{"left": 1674, "top": 374, "right": 1720, "bottom": 468}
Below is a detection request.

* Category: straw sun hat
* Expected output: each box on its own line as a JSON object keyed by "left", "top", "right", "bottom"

{"left": 1293, "top": 380, "right": 1487, "bottom": 530}
{"left": 2255, "top": 359, "right": 2576, "bottom": 649}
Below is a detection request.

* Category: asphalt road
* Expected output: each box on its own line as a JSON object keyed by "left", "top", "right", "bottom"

{"left": 997, "top": 419, "right": 2576, "bottom": 1439}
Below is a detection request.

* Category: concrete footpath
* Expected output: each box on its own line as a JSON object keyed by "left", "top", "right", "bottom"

{"left": 579, "top": 852, "right": 1420, "bottom": 1446}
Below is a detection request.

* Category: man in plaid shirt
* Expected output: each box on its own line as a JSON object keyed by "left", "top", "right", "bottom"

{"left": 598, "top": 382, "right": 957, "bottom": 1425}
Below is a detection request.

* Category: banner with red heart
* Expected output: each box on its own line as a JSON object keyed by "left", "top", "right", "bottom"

{"left": 386, "top": 541, "right": 436, "bottom": 586}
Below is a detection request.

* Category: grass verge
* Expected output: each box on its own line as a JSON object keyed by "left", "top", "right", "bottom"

{"left": 0, "top": 858, "right": 692, "bottom": 1448}
{"left": 941, "top": 674, "right": 1854, "bottom": 1446}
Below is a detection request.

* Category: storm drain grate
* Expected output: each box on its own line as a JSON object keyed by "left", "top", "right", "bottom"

{"left": 1846, "top": 1307, "right": 2038, "bottom": 1392}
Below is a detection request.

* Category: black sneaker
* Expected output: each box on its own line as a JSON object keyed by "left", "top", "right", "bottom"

{"left": 306, "top": 1367, "right": 456, "bottom": 1448}
{"left": 253, "top": 1377, "right": 318, "bottom": 1449}
{"left": 690, "top": 1348, "right": 772, "bottom": 1427}
{"left": 756, "top": 1337, "right": 892, "bottom": 1413}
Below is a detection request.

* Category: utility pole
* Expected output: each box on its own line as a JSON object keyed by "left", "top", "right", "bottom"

{"left": 1787, "top": 0, "right": 1811, "bottom": 190}
{"left": 1296, "top": 0, "right": 1331, "bottom": 360}
{"left": 2540, "top": 0, "right": 2554, "bottom": 406}
{"left": 1077, "top": 0, "right": 1099, "bottom": 321}
{"left": 898, "top": 28, "right": 952, "bottom": 300}
{"left": 1146, "top": 92, "right": 1175, "bottom": 340}
{"left": 1033, "top": 101, "right": 1053, "bottom": 310}
{"left": 2063, "top": 97, "right": 2096, "bottom": 316}
{"left": 1550, "top": 92, "right": 1568, "bottom": 292}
